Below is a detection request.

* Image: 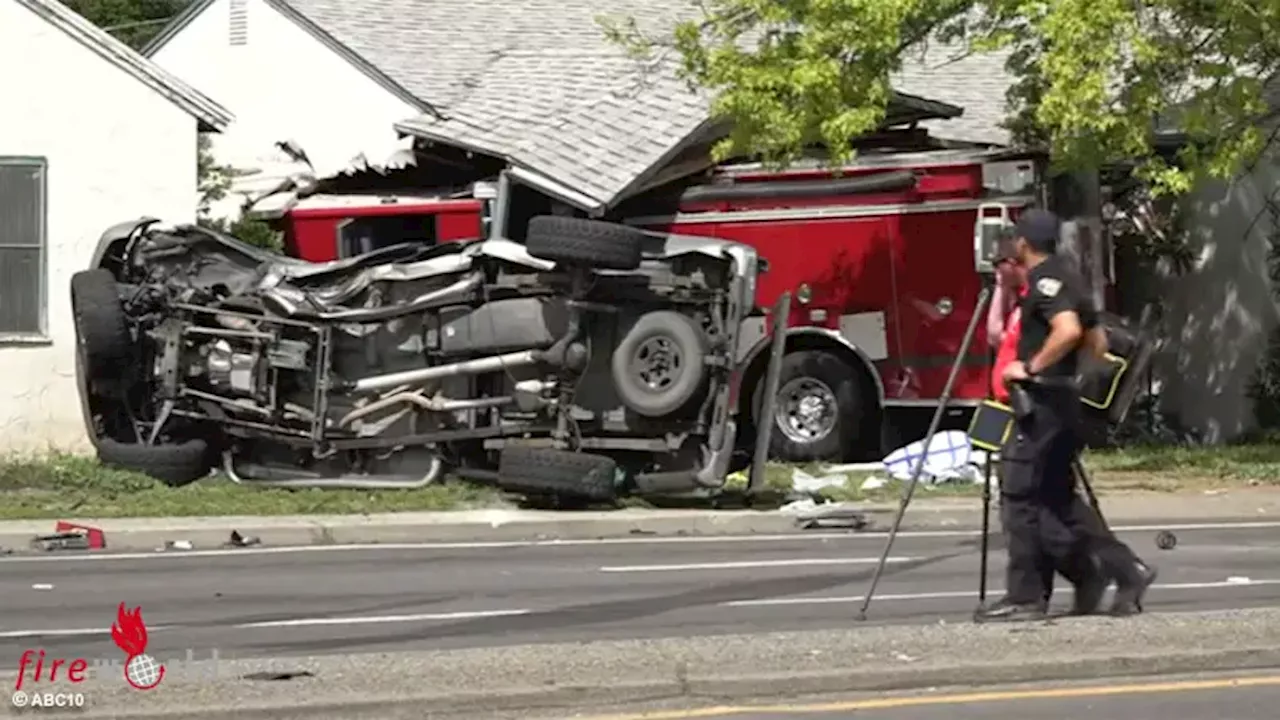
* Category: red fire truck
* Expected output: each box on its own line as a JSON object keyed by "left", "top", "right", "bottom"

{"left": 256, "top": 147, "right": 1042, "bottom": 463}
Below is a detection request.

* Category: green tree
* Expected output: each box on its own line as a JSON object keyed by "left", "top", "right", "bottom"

{"left": 604, "top": 0, "right": 1280, "bottom": 196}
{"left": 196, "top": 134, "right": 283, "bottom": 252}
{"left": 65, "top": 0, "right": 188, "bottom": 49}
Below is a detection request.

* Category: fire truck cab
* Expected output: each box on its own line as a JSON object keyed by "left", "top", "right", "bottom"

{"left": 255, "top": 147, "right": 1040, "bottom": 463}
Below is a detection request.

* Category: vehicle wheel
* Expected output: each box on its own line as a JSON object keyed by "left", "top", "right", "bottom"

{"left": 70, "top": 269, "right": 130, "bottom": 373}
{"left": 96, "top": 438, "right": 212, "bottom": 488}
{"left": 752, "top": 351, "right": 865, "bottom": 463}
{"left": 612, "top": 310, "right": 709, "bottom": 418}
{"left": 525, "top": 216, "right": 645, "bottom": 270}
{"left": 497, "top": 447, "right": 617, "bottom": 502}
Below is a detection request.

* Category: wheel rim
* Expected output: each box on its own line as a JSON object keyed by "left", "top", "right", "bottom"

{"left": 631, "top": 336, "right": 684, "bottom": 393}
{"left": 774, "top": 377, "right": 838, "bottom": 445}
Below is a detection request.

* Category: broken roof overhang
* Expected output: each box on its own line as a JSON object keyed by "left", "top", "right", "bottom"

{"left": 395, "top": 91, "right": 963, "bottom": 216}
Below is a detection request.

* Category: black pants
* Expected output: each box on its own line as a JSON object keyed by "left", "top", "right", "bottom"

{"left": 1000, "top": 386, "right": 1098, "bottom": 604}
{"left": 1041, "top": 486, "right": 1144, "bottom": 600}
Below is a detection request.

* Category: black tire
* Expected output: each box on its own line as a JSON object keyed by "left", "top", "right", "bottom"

{"left": 752, "top": 351, "right": 865, "bottom": 463}
{"left": 97, "top": 438, "right": 212, "bottom": 488}
{"left": 612, "top": 310, "right": 709, "bottom": 417}
{"left": 497, "top": 447, "right": 617, "bottom": 501}
{"left": 525, "top": 216, "right": 645, "bottom": 270}
{"left": 70, "top": 269, "right": 130, "bottom": 372}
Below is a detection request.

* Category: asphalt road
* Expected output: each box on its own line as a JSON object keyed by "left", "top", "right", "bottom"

{"left": 3, "top": 522, "right": 1279, "bottom": 666}
{"left": 542, "top": 673, "right": 1280, "bottom": 720}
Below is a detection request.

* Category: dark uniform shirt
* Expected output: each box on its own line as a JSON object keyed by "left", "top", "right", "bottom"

{"left": 1016, "top": 256, "right": 1097, "bottom": 379}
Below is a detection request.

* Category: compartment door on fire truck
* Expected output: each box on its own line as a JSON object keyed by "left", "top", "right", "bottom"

{"left": 889, "top": 209, "right": 985, "bottom": 400}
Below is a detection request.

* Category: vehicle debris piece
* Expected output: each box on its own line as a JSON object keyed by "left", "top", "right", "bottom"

{"left": 791, "top": 467, "right": 847, "bottom": 493}
{"left": 163, "top": 540, "right": 194, "bottom": 551}
{"left": 782, "top": 499, "right": 870, "bottom": 530}
{"left": 31, "top": 584, "right": 54, "bottom": 591}
{"left": 227, "top": 530, "right": 262, "bottom": 548}
{"left": 30, "top": 533, "right": 91, "bottom": 552}
{"left": 31, "top": 521, "right": 106, "bottom": 552}
{"left": 242, "top": 671, "right": 315, "bottom": 681}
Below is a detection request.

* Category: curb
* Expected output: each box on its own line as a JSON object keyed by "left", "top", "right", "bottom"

{"left": 0, "top": 503, "right": 1272, "bottom": 553}
{"left": 75, "top": 646, "right": 1280, "bottom": 719}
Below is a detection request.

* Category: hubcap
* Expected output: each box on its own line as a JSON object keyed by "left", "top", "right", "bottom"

{"left": 774, "top": 377, "right": 838, "bottom": 445}
{"left": 632, "top": 336, "right": 684, "bottom": 392}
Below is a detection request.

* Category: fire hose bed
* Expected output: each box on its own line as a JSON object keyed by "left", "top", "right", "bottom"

{"left": 11, "top": 607, "right": 1280, "bottom": 719}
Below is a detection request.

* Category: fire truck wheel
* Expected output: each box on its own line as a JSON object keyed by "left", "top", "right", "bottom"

{"left": 525, "top": 216, "right": 645, "bottom": 271}
{"left": 754, "top": 351, "right": 864, "bottom": 462}
{"left": 612, "top": 310, "right": 709, "bottom": 417}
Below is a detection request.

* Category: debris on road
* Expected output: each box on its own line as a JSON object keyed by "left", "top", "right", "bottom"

{"left": 780, "top": 498, "right": 869, "bottom": 530}
{"left": 162, "top": 540, "right": 195, "bottom": 551}
{"left": 1156, "top": 530, "right": 1177, "bottom": 550}
{"left": 31, "top": 583, "right": 53, "bottom": 591}
{"left": 30, "top": 520, "right": 107, "bottom": 552}
{"left": 227, "top": 530, "right": 261, "bottom": 548}
{"left": 791, "top": 467, "right": 847, "bottom": 493}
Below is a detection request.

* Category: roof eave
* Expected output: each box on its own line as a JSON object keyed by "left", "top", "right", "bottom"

{"left": 139, "top": 0, "right": 215, "bottom": 57}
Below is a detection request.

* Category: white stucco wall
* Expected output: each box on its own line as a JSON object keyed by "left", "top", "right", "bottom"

{"left": 1153, "top": 155, "right": 1280, "bottom": 442}
{"left": 0, "top": 0, "right": 199, "bottom": 453}
{"left": 150, "top": 0, "right": 419, "bottom": 217}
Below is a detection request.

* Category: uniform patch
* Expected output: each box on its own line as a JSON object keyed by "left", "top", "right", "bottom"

{"left": 1036, "top": 277, "right": 1062, "bottom": 297}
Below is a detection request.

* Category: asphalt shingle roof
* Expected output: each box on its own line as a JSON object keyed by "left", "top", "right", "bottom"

{"left": 148, "top": 0, "right": 1007, "bottom": 210}
{"left": 892, "top": 42, "right": 1015, "bottom": 146}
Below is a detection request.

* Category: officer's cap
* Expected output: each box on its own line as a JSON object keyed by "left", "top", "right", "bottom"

{"left": 1014, "top": 208, "right": 1060, "bottom": 253}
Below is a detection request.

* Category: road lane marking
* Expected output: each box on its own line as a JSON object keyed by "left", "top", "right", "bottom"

{"left": 0, "top": 609, "right": 531, "bottom": 640}
{"left": 573, "top": 674, "right": 1280, "bottom": 719}
{"left": 599, "top": 557, "right": 918, "bottom": 573}
{"left": 724, "top": 578, "right": 1280, "bottom": 607}
{"left": 6, "top": 577, "right": 1275, "bottom": 640}
{"left": 5, "top": 521, "right": 1280, "bottom": 563}
{"left": 235, "top": 608, "right": 531, "bottom": 629}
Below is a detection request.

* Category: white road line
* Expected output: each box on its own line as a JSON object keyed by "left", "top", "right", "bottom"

{"left": 3, "top": 578, "right": 1275, "bottom": 640}
{"left": 1, "top": 520, "right": 1277, "bottom": 563}
{"left": 722, "top": 578, "right": 1280, "bottom": 607}
{"left": 0, "top": 610, "right": 530, "bottom": 639}
{"left": 599, "top": 557, "right": 918, "bottom": 573}
{"left": 236, "top": 609, "right": 531, "bottom": 629}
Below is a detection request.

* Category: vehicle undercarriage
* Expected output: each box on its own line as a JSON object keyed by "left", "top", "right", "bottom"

{"left": 72, "top": 216, "right": 760, "bottom": 502}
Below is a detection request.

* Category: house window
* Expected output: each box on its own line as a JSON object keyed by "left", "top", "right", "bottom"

{"left": 0, "top": 158, "right": 47, "bottom": 339}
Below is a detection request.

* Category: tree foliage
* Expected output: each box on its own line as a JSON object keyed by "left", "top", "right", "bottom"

{"left": 605, "top": 0, "right": 1280, "bottom": 195}
{"left": 64, "top": 0, "right": 187, "bottom": 49}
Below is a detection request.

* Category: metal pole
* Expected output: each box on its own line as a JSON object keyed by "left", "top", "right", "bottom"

{"left": 748, "top": 291, "right": 792, "bottom": 495}
{"left": 857, "top": 287, "right": 991, "bottom": 620}
{"left": 979, "top": 442, "right": 993, "bottom": 605}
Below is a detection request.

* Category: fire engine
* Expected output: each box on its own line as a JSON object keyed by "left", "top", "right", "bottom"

{"left": 252, "top": 146, "right": 1043, "bottom": 463}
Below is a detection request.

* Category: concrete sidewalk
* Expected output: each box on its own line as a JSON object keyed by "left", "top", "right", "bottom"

{"left": 3, "top": 489, "right": 1279, "bottom": 552}
{"left": 11, "top": 607, "right": 1280, "bottom": 719}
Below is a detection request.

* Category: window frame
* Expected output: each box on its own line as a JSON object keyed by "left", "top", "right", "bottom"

{"left": 0, "top": 156, "right": 49, "bottom": 344}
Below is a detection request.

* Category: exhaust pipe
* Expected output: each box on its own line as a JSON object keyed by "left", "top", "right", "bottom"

{"left": 350, "top": 350, "right": 541, "bottom": 393}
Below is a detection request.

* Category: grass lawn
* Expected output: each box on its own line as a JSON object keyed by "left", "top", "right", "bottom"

{"left": 1, "top": 442, "right": 1278, "bottom": 520}
{"left": 0, "top": 455, "right": 504, "bottom": 521}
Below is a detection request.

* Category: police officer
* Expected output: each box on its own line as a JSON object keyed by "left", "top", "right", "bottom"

{"left": 976, "top": 208, "right": 1108, "bottom": 622}
{"left": 987, "top": 236, "right": 1157, "bottom": 616}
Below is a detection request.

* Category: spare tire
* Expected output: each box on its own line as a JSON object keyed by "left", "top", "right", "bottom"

{"left": 70, "top": 269, "right": 130, "bottom": 374}
{"left": 525, "top": 216, "right": 645, "bottom": 270}
{"left": 612, "top": 310, "right": 709, "bottom": 417}
{"left": 97, "top": 438, "right": 212, "bottom": 488}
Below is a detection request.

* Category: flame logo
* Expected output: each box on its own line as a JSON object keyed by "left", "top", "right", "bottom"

{"left": 110, "top": 603, "right": 165, "bottom": 690}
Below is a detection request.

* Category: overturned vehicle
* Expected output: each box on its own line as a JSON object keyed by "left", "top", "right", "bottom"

{"left": 72, "top": 217, "right": 761, "bottom": 501}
